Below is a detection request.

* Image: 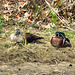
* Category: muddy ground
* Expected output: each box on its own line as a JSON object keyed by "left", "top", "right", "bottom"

{"left": 0, "top": 27, "right": 75, "bottom": 75}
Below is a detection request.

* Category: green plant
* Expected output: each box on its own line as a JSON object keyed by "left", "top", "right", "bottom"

{"left": 47, "top": 4, "right": 59, "bottom": 25}
{"left": 52, "top": 14, "right": 57, "bottom": 25}
{"left": 60, "top": 0, "right": 63, "bottom": 6}
{"left": 8, "top": 17, "right": 15, "bottom": 30}
{"left": 32, "top": 3, "right": 43, "bottom": 26}
{"left": 0, "top": 12, "right": 4, "bottom": 31}
{"left": 23, "top": 24, "right": 29, "bottom": 47}
{"left": 18, "top": 21, "right": 24, "bottom": 27}
{"left": 47, "top": 12, "right": 58, "bottom": 25}
{"left": 9, "top": 16, "right": 15, "bottom": 25}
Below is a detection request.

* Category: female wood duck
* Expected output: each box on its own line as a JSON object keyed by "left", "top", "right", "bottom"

{"left": 10, "top": 29, "right": 43, "bottom": 43}
{"left": 10, "top": 29, "right": 24, "bottom": 43}
{"left": 50, "top": 31, "right": 71, "bottom": 47}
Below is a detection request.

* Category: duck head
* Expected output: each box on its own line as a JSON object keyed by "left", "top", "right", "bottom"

{"left": 15, "top": 29, "right": 21, "bottom": 36}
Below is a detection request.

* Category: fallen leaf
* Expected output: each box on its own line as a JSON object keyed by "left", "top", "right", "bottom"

{"left": 19, "top": 0, "right": 24, "bottom": 5}
{"left": 1, "top": 34, "right": 7, "bottom": 38}
{"left": 48, "top": 15, "right": 52, "bottom": 18}
{"left": 15, "top": 13, "right": 21, "bottom": 18}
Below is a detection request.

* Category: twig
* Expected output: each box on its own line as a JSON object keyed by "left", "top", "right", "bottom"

{"left": 29, "top": 0, "right": 37, "bottom": 9}
{"left": 58, "top": 1, "right": 75, "bottom": 13}
{"left": 45, "top": 0, "right": 75, "bottom": 31}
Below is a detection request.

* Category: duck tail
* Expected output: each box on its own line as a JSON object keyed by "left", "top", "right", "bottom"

{"left": 66, "top": 38, "right": 70, "bottom": 43}
{"left": 66, "top": 38, "right": 71, "bottom": 47}
{"left": 36, "top": 37, "right": 44, "bottom": 40}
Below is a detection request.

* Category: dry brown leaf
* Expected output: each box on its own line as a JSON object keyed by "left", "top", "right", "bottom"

{"left": 15, "top": 13, "right": 21, "bottom": 18}
{"left": 19, "top": 0, "right": 24, "bottom": 5}
{"left": 48, "top": 15, "right": 52, "bottom": 18}
{"left": 19, "top": 0, "right": 28, "bottom": 8}
{"left": 42, "top": 10, "right": 48, "bottom": 19}
{"left": 1, "top": 34, "right": 7, "bottom": 38}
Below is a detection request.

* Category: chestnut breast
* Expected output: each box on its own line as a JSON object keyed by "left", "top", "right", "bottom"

{"left": 50, "top": 37, "right": 63, "bottom": 47}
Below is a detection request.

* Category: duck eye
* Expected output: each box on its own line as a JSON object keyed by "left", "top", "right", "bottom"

{"left": 56, "top": 33, "right": 59, "bottom": 36}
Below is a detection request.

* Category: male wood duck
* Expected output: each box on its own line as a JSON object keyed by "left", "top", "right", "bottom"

{"left": 50, "top": 31, "right": 71, "bottom": 47}
{"left": 10, "top": 29, "right": 43, "bottom": 43}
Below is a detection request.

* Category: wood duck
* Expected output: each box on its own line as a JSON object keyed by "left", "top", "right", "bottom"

{"left": 50, "top": 31, "right": 71, "bottom": 47}
{"left": 10, "top": 29, "right": 43, "bottom": 43}
{"left": 10, "top": 29, "right": 24, "bottom": 43}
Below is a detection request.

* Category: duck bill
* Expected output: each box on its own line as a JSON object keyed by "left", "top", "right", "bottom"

{"left": 55, "top": 34, "right": 57, "bottom": 37}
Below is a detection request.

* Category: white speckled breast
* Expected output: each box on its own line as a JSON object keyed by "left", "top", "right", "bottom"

{"left": 10, "top": 33, "right": 24, "bottom": 42}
